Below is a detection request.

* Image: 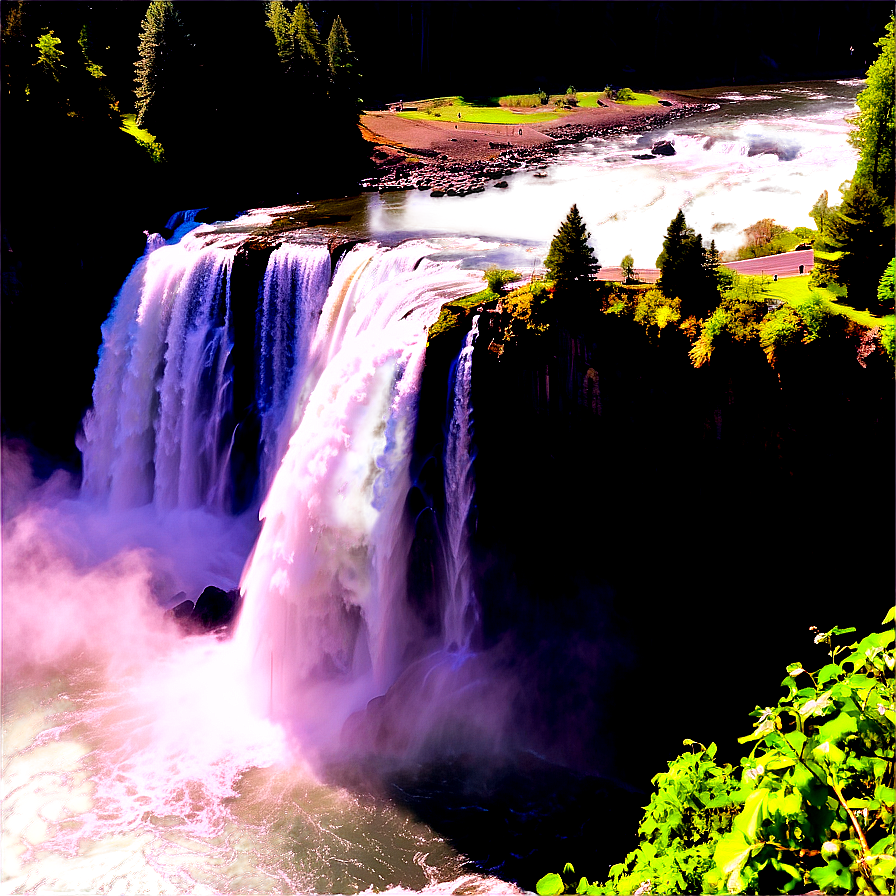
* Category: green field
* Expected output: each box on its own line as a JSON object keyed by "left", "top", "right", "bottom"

{"left": 398, "top": 99, "right": 566, "bottom": 125}
{"left": 763, "top": 275, "right": 893, "bottom": 329}
{"left": 393, "top": 90, "right": 658, "bottom": 123}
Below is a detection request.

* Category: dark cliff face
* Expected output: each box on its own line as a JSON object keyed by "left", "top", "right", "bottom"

{"left": 410, "top": 305, "right": 894, "bottom": 781}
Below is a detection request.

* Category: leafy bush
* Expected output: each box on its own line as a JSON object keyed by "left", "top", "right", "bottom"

{"left": 877, "top": 258, "right": 895, "bottom": 311}
{"left": 880, "top": 318, "right": 895, "bottom": 361}
{"left": 632, "top": 288, "right": 681, "bottom": 337}
{"left": 615, "top": 87, "right": 636, "bottom": 101}
{"left": 484, "top": 267, "right": 516, "bottom": 294}
{"left": 689, "top": 307, "right": 731, "bottom": 367}
{"left": 758, "top": 305, "right": 803, "bottom": 366}
{"left": 538, "top": 611, "right": 896, "bottom": 895}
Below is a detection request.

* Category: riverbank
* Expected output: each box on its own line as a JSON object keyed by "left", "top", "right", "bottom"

{"left": 359, "top": 91, "right": 712, "bottom": 196}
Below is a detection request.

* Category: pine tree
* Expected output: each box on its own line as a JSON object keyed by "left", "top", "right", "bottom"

{"left": 326, "top": 14, "right": 360, "bottom": 111}
{"left": 266, "top": 1, "right": 325, "bottom": 101}
{"left": 825, "top": 183, "right": 893, "bottom": 309}
{"left": 656, "top": 210, "right": 716, "bottom": 319}
{"left": 544, "top": 204, "right": 600, "bottom": 292}
{"left": 849, "top": 14, "right": 894, "bottom": 209}
{"left": 134, "top": 0, "right": 192, "bottom": 147}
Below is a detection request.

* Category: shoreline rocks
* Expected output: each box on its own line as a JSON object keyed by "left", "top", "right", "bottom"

{"left": 360, "top": 103, "right": 708, "bottom": 197}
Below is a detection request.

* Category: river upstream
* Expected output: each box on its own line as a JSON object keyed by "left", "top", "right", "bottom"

{"left": 1, "top": 80, "right": 863, "bottom": 895}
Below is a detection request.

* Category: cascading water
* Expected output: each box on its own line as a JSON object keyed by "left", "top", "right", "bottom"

{"left": 79, "top": 228, "right": 239, "bottom": 511}
{"left": 442, "top": 313, "right": 480, "bottom": 653}
{"left": 256, "top": 243, "right": 332, "bottom": 491}
{"left": 235, "top": 242, "right": 484, "bottom": 744}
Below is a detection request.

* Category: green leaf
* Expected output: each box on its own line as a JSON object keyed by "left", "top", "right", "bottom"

{"left": 799, "top": 689, "right": 833, "bottom": 718}
{"left": 818, "top": 711, "right": 859, "bottom": 743}
{"left": 812, "top": 738, "right": 847, "bottom": 764}
{"left": 735, "top": 789, "right": 771, "bottom": 838}
{"left": 536, "top": 873, "right": 565, "bottom": 896}
{"left": 783, "top": 730, "right": 807, "bottom": 754}
{"left": 817, "top": 663, "right": 842, "bottom": 684}
{"left": 809, "top": 859, "right": 853, "bottom": 891}
{"left": 875, "top": 784, "right": 896, "bottom": 806}
{"left": 882, "top": 606, "right": 895, "bottom": 625}
{"left": 563, "top": 863, "right": 575, "bottom": 876}
{"left": 714, "top": 829, "right": 756, "bottom": 876}
{"left": 575, "top": 877, "right": 590, "bottom": 895}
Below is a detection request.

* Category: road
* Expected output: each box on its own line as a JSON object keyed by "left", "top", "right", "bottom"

{"left": 595, "top": 249, "right": 815, "bottom": 283}
{"left": 720, "top": 249, "right": 814, "bottom": 278}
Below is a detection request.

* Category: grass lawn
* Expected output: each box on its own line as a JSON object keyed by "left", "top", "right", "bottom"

{"left": 614, "top": 91, "right": 659, "bottom": 106}
{"left": 763, "top": 275, "right": 894, "bottom": 329}
{"left": 398, "top": 99, "right": 565, "bottom": 125}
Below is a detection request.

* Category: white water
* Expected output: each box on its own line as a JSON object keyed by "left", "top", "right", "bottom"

{"left": 235, "top": 242, "right": 484, "bottom": 743}
{"left": 257, "top": 243, "right": 332, "bottom": 491}
{"left": 79, "top": 227, "right": 240, "bottom": 512}
{"left": 442, "top": 315, "right": 480, "bottom": 653}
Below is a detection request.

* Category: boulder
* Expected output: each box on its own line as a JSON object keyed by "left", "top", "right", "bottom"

{"left": 652, "top": 140, "right": 676, "bottom": 156}
{"left": 494, "top": 181, "right": 509, "bottom": 188}
{"left": 192, "top": 586, "right": 242, "bottom": 633}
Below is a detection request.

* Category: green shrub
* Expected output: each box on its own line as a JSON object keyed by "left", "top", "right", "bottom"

{"left": 632, "top": 288, "right": 681, "bottom": 337}
{"left": 880, "top": 318, "right": 895, "bottom": 361}
{"left": 484, "top": 267, "right": 516, "bottom": 294}
{"left": 538, "top": 611, "right": 896, "bottom": 895}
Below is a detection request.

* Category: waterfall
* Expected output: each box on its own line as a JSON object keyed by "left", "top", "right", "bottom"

{"left": 442, "top": 314, "right": 480, "bottom": 653}
{"left": 256, "top": 243, "right": 331, "bottom": 491}
{"left": 80, "top": 230, "right": 238, "bottom": 510}
{"left": 234, "top": 242, "right": 483, "bottom": 738}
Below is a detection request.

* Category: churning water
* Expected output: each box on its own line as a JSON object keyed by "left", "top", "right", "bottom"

{"left": 2, "top": 80, "right": 863, "bottom": 894}
{"left": 368, "top": 80, "right": 862, "bottom": 267}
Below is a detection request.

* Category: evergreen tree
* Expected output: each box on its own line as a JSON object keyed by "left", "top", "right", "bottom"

{"left": 266, "top": 0, "right": 325, "bottom": 101}
{"left": 134, "top": 0, "right": 193, "bottom": 150}
{"left": 326, "top": 14, "right": 360, "bottom": 111}
{"left": 810, "top": 190, "right": 831, "bottom": 239}
{"left": 620, "top": 253, "right": 635, "bottom": 284}
{"left": 656, "top": 209, "right": 715, "bottom": 318}
{"left": 825, "top": 183, "right": 894, "bottom": 309}
{"left": 849, "top": 14, "right": 894, "bottom": 211}
{"left": 544, "top": 204, "right": 600, "bottom": 293}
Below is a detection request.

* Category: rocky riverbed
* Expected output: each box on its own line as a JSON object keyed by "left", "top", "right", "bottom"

{"left": 360, "top": 102, "right": 710, "bottom": 198}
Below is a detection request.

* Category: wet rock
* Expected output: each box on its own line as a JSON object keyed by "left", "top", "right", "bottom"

{"left": 193, "top": 585, "right": 241, "bottom": 632}
{"left": 652, "top": 140, "right": 676, "bottom": 156}
{"left": 494, "top": 181, "right": 509, "bottom": 188}
{"left": 632, "top": 153, "right": 657, "bottom": 160}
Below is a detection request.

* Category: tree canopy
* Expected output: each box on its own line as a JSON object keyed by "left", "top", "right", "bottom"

{"left": 849, "top": 13, "right": 895, "bottom": 209}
